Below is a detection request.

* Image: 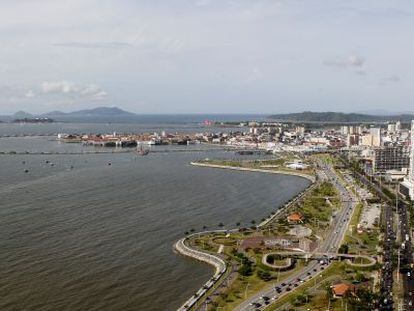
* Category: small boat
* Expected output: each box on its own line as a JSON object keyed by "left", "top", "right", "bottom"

{"left": 136, "top": 145, "right": 150, "bottom": 156}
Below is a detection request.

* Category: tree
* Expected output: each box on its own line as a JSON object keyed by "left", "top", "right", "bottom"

{"left": 291, "top": 292, "right": 310, "bottom": 306}
{"left": 257, "top": 269, "right": 272, "bottom": 281}
{"left": 218, "top": 222, "right": 224, "bottom": 228}
{"left": 238, "top": 263, "right": 253, "bottom": 276}
{"left": 251, "top": 220, "right": 256, "bottom": 225}
{"left": 338, "top": 243, "right": 349, "bottom": 254}
{"left": 345, "top": 288, "right": 378, "bottom": 310}
{"left": 354, "top": 271, "right": 366, "bottom": 283}
{"left": 236, "top": 222, "right": 241, "bottom": 227}
{"left": 324, "top": 283, "right": 333, "bottom": 301}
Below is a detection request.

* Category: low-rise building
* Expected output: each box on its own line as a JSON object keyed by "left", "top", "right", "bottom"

{"left": 287, "top": 212, "right": 304, "bottom": 223}
{"left": 332, "top": 283, "right": 355, "bottom": 298}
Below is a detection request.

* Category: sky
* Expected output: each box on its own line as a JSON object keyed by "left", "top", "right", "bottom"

{"left": 1, "top": 0, "right": 414, "bottom": 115}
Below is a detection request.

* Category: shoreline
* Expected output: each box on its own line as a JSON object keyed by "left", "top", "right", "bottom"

{"left": 174, "top": 231, "right": 230, "bottom": 311}
{"left": 173, "top": 162, "right": 317, "bottom": 311}
{"left": 190, "top": 162, "right": 316, "bottom": 183}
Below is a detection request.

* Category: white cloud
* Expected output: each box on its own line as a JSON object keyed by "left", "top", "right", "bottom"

{"left": 41, "top": 80, "right": 74, "bottom": 94}
{"left": 323, "top": 54, "right": 365, "bottom": 68}
{"left": 25, "top": 90, "right": 35, "bottom": 98}
{"left": 379, "top": 75, "right": 401, "bottom": 86}
{"left": 40, "top": 80, "right": 108, "bottom": 100}
{"left": 53, "top": 42, "right": 133, "bottom": 49}
{"left": 347, "top": 55, "right": 365, "bottom": 67}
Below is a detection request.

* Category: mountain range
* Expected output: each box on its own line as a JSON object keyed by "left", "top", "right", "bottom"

{"left": 268, "top": 111, "right": 414, "bottom": 123}
{"left": 1, "top": 107, "right": 136, "bottom": 122}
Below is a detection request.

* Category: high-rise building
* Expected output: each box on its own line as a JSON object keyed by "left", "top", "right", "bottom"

{"left": 340, "top": 126, "right": 349, "bottom": 136}
{"left": 396, "top": 121, "right": 402, "bottom": 132}
{"left": 387, "top": 123, "right": 396, "bottom": 134}
{"left": 369, "top": 128, "right": 381, "bottom": 147}
{"left": 400, "top": 120, "right": 414, "bottom": 199}
{"left": 346, "top": 134, "right": 359, "bottom": 147}
{"left": 372, "top": 145, "right": 410, "bottom": 174}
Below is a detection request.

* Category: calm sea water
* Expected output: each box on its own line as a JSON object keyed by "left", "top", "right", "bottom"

{"left": 0, "top": 122, "right": 309, "bottom": 311}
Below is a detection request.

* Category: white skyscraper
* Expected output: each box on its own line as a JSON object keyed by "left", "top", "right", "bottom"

{"left": 396, "top": 121, "right": 402, "bottom": 132}
{"left": 400, "top": 120, "right": 414, "bottom": 199}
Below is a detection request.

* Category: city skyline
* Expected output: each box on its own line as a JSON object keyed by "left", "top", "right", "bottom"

{"left": 1, "top": 0, "right": 414, "bottom": 114}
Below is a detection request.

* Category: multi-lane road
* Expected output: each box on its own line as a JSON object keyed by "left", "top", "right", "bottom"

{"left": 234, "top": 161, "right": 358, "bottom": 311}
{"left": 349, "top": 163, "right": 414, "bottom": 310}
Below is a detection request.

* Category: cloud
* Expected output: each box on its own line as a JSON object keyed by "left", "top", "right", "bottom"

{"left": 25, "top": 90, "right": 35, "bottom": 98}
{"left": 323, "top": 54, "right": 365, "bottom": 68}
{"left": 379, "top": 75, "right": 401, "bottom": 86}
{"left": 41, "top": 81, "right": 108, "bottom": 100}
{"left": 41, "top": 80, "right": 74, "bottom": 94}
{"left": 0, "top": 85, "right": 34, "bottom": 101}
{"left": 355, "top": 70, "right": 366, "bottom": 76}
{"left": 52, "top": 42, "right": 133, "bottom": 49}
{"left": 245, "top": 66, "right": 263, "bottom": 83}
{"left": 347, "top": 55, "right": 364, "bottom": 67}
{"left": 383, "top": 75, "right": 400, "bottom": 83}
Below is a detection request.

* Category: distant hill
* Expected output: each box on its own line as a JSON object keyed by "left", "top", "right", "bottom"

{"left": 268, "top": 111, "right": 414, "bottom": 123}
{"left": 0, "top": 106, "right": 137, "bottom": 123}
{"left": 42, "top": 106, "right": 135, "bottom": 118}
{"left": 13, "top": 111, "right": 34, "bottom": 119}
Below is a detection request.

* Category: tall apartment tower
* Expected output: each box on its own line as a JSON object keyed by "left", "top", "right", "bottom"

{"left": 400, "top": 120, "right": 414, "bottom": 199}
{"left": 396, "top": 121, "right": 402, "bottom": 132}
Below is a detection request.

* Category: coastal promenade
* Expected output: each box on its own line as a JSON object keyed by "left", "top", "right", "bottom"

{"left": 173, "top": 162, "right": 316, "bottom": 311}
{"left": 174, "top": 231, "right": 228, "bottom": 311}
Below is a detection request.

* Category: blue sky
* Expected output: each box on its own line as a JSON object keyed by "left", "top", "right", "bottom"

{"left": 1, "top": 0, "right": 413, "bottom": 114}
